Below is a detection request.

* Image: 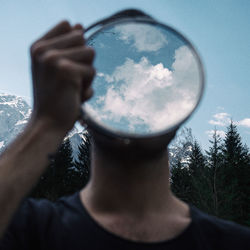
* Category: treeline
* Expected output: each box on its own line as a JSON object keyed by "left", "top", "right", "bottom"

{"left": 30, "top": 122, "right": 250, "bottom": 227}
{"left": 171, "top": 122, "right": 250, "bottom": 227}
{"left": 30, "top": 133, "right": 91, "bottom": 201}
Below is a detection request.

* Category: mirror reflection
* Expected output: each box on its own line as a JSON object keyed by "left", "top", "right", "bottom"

{"left": 82, "top": 21, "right": 202, "bottom": 135}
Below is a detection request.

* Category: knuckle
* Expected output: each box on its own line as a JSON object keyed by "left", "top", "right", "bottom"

{"left": 86, "top": 47, "right": 95, "bottom": 59}
{"left": 56, "top": 59, "right": 77, "bottom": 84}
{"left": 56, "top": 58, "right": 71, "bottom": 72}
{"left": 42, "top": 50, "right": 60, "bottom": 65}
{"left": 87, "top": 88, "right": 94, "bottom": 97}
{"left": 82, "top": 88, "right": 94, "bottom": 101}
{"left": 90, "top": 67, "right": 96, "bottom": 77}
{"left": 30, "top": 43, "right": 36, "bottom": 54}
{"left": 83, "top": 66, "right": 96, "bottom": 82}
{"left": 73, "top": 31, "right": 84, "bottom": 43}
{"left": 30, "top": 42, "right": 46, "bottom": 58}
{"left": 60, "top": 20, "right": 71, "bottom": 30}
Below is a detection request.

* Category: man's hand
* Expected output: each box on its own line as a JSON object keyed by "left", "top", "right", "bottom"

{"left": 0, "top": 21, "right": 95, "bottom": 238}
{"left": 30, "top": 21, "right": 95, "bottom": 134}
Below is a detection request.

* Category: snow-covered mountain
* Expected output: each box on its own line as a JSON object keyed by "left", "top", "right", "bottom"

{"left": 169, "top": 127, "right": 194, "bottom": 168}
{"left": 0, "top": 93, "right": 86, "bottom": 157}
{"left": 0, "top": 93, "right": 192, "bottom": 164}
{"left": 0, "top": 93, "right": 31, "bottom": 151}
{"left": 65, "top": 126, "right": 89, "bottom": 160}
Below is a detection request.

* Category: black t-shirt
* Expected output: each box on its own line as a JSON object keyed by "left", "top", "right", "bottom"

{"left": 1, "top": 192, "right": 250, "bottom": 250}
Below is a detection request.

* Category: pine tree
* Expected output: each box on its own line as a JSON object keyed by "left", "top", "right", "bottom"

{"left": 239, "top": 144, "right": 250, "bottom": 226}
{"left": 49, "top": 138, "right": 74, "bottom": 199}
{"left": 30, "top": 138, "right": 75, "bottom": 201}
{"left": 189, "top": 141, "right": 205, "bottom": 174}
{"left": 74, "top": 132, "right": 91, "bottom": 189}
{"left": 220, "top": 121, "right": 250, "bottom": 225}
{"left": 171, "top": 160, "right": 192, "bottom": 203}
{"left": 171, "top": 139, "right": 212, "bottom": 213}
{"left": 170, "top": 128, "right": 194, "bottom": 204}
{"left": 205, "top": 129, "right": 223, "bottom": 216}
{"left": 223, "top": 122, "right": 245, "bottom": 166}
{"left": 188, "top": 141, "right": 213, "bottom": 213}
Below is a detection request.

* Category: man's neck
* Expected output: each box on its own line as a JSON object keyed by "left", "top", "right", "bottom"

{"left": 80, "top": 145, "right": 185, "bottom": 216}
{"left": 80, "top": 144, "right": 191, "bottom": 242}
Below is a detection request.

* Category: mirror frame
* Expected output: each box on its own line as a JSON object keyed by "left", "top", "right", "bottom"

{"left": 81, "top": 10, "right": 205, "bottom": 142}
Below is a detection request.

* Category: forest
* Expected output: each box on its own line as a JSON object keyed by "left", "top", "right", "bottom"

{"left": 30, "top": 122, "right": 250, "bottom": 227}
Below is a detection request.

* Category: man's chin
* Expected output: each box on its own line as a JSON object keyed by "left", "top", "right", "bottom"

{"left": 88, "top": 128, "right": 177, "bottom": 162}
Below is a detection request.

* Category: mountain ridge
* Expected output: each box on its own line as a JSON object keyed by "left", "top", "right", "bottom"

{"left": 0, "top": 93, "right": 192, "bottom": 164}
{"left": 0, "top": 93, "right": 31, "bottom": 150}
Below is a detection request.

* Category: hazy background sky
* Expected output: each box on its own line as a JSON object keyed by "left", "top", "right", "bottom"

{"left": 0, "top": 0, "right": 249, "bottom": 149}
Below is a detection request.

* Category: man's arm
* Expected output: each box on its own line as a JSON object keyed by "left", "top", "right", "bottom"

{"left": 0, "top": 21, "right": 95, "bottom": 237}
{"left": 0, "top": 118, "right": 67, "bottom": 237}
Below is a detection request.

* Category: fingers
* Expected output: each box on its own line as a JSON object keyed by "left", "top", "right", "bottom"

{"left": 45, "top": 29, "right": 85, "bottom": 49}
{"left": 47, "top": 47, "right": 95, "bottom": 64}
{"left": 81, "top": 87, "right": 94, "bottom": 102}
{"left": 54, "top": 58, "right": 95, "bottom": 90}
{"left": 73, "top": 23, "right": 84, "bottom": 31}
{"left": 39, "top": 20, "right": 72, "bottom": 41}
{"left": 56, "top": 58, "right": 95, "bottom": 102}
{"left": 31, "top": 20, "right": 96, "bottom": 106}
{"left": 31, "top": 20, "right": 85, "bottom": 58}
{"left": 31, "top": 30, "right": 85, "bottom": 57}
{"left": 65, "top": 47, "right": 95, "bottom": 64}
{"left": 35, "top": 46, "right": 95, "bottom": 74}
{"left": 31, "top": 21, "right": 95, "bottom": 74}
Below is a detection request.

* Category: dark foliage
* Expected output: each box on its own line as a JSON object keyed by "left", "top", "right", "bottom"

{"left": 74, "top": 132, "right": 91, "bottom": 188}
{"left": 30, "top": 123, "right": 250, "bottom": 227}
{"left": 171, "top": 122, "right": 250, "bottom": 227}
{"left": 30, "top": 133, "right": 91, "bottom": 201}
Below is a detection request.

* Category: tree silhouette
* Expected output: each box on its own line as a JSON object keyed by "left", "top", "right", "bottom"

{"left": 219, "top": 122, "right": 250, "bottom": 224}
{"left": 30, "top": 138, "right": 74, "bottom": 201}
{"left": 74, "top": 132, "right": 92, "bottom": 189}
{"left": 205, "top": 129, "right": 224, "bottom": 216}
{"left": 171, "top": 124, "right": 250, "bottom": 226}
{"left": 28, "top": 123, "right": 250, "bottom": 227}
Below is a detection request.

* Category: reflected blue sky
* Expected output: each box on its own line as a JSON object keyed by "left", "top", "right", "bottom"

{"left": 83, "top": 22, "right": 201, "bottom": 134}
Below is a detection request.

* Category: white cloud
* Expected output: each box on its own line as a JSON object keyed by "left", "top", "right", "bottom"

{"left": 85, "top": 46, "right": 201, "bottom": 134}
{"left": 102, "top": 56, "right": 173, "bottom": 90}
{"left": 208, "top": 112, "right": 250, "bottom": 141}
{"left": 209, "top": 112, "right": 231, "bottom": 126}
{"left": 114, "top": 23, "right": 168, "bottom": 52}
{"left": 97, "top": 72, "right": 105, "bottom": 77}
{"left": 216, "top": 106, "right": 225, "bottom": 111}
{"left": 206, "top": 130, "right": 226, "bottom": 139}
{"left": 238, "top": 118, "right": 250, "bottom": 128}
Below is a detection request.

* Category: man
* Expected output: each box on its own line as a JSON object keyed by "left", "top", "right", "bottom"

{"left": 0, "top": 21, "right": 250, "bottom": 250}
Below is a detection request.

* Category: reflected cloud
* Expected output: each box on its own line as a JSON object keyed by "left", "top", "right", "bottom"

{"left": 85, "top": 45, "right": 200, "bottom": 134}
{"left": 114, "top": 23, "right": 168, "bottom": 52}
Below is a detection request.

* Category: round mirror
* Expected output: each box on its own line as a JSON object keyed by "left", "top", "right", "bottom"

{"left": 81, "top": 18, "right": 204, "bottom": 138}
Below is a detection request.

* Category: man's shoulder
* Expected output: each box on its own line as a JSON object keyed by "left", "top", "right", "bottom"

{"left": 191, "top": 206, "right": 250, "bottom": 249}
{"left": 21, "top": 192, "right": 81, "bottom": 220}
{"left": 5, "top": 192, "right": 80, "bottom": 235}
{"left": 1, "top": 193, "right": 81, "bottom": 249}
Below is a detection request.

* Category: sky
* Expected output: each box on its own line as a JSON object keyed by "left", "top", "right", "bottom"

{"left": 0, "top": 0, "right": 249, "bottom": 149}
